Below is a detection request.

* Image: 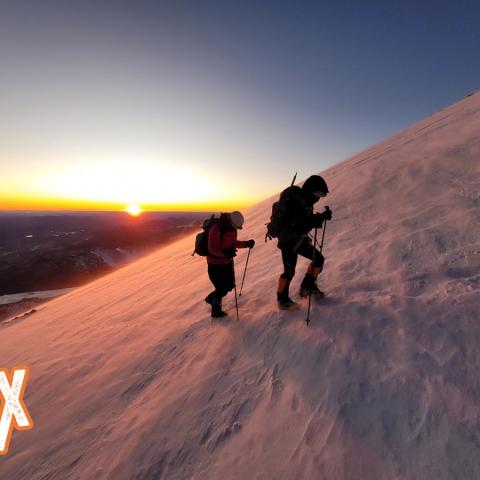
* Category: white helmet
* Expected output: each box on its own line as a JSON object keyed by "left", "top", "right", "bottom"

{"left": 229, "top": 211, "right": 244, "bottom": 229}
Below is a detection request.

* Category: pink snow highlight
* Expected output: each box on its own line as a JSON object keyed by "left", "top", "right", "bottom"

{"left": 0, "top": 92, "right": 479, "bottom": 479}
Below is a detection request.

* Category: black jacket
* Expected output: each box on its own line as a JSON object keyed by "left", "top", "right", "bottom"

{"left": 278, "top": 186, "right": 323, "bottom": 244}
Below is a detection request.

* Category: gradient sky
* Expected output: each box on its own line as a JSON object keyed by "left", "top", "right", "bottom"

{"left": 1, "top": 0, "right": 479, "bottom": 211}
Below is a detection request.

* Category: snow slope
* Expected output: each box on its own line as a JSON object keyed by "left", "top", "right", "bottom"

{"left": 1, "top": 92, "right": 480, "bottom": 480}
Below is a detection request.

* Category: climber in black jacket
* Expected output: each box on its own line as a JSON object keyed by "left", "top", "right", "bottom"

{"left": 274, "top": 175, "right": 332, "bottom": 309}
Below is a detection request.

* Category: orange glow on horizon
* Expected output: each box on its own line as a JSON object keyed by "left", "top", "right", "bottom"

{"left": 0, "top": 162, "right": 262, "bottom": 213}
{"left": 0, "top": 195, "right": 255, "bottom": 213}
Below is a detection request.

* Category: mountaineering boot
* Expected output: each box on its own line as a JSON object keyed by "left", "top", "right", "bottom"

{"left": 211, "top": 306, "right": 228, "bottom": 318}
{"left": 277, "top": 277, "right": 299, "bottom": 310}
{"left": 204, "top": 291, "right": 215, "bottom": 305}
{"left": 211, "top": 294, "right": 228, "bottom": 318}
{"left": 278, "top": 296, "right": 299, "bottom": 310}
{"left": 299, "top": 275, "right": 325, "bottom": 297}
{"left": 299, "top": 265, "right": 325, "bottom": 298}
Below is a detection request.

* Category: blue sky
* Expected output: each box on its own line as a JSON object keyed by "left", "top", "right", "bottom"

{"left": 1, "top": 0, "right": 479, "bottom": 209}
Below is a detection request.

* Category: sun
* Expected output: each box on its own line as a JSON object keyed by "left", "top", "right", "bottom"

{"left": 126, "top": 204, "right": 142, "bottom": 216}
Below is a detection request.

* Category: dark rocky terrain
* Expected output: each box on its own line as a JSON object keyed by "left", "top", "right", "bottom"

{"left": 0, "top": 211, "right": 209, "bottom": 300}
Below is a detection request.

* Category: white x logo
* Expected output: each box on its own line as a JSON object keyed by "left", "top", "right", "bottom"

{"left": 0, "top": 366, "right": 34, "bottom": 455}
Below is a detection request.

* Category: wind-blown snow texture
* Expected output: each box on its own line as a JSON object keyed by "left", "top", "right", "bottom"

{"left": 1, "top": 93, "right": 480, "bottom": 480}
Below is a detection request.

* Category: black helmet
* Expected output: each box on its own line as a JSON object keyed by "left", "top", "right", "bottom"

{"left": 302, "top": 175, "right": 329, "bottom": 195}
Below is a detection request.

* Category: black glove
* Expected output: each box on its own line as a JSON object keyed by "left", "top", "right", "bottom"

{"left": 312, "top": 213, "right": 325, "bottom": 228}
{"left": 224, "top": 247, "right": 237, "bottom": 259}
{"left": 246, "top": 239, "right": 255, "bottom": 249}
{"left": 311, "top": 207, "right": 332, "bottom": 228}
{"left": 322, "top": 206, "right": 332, "bottom": 221}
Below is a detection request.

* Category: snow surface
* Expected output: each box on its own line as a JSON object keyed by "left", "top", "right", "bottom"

{"left": 1, "top": 92, "right": 480, "bottom": 480}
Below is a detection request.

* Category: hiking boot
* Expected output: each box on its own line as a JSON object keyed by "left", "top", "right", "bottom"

{"left": 277, "top": 276, "right": 299, "bottom": 309}
{"left": 211, "top": 306, "right": 228, "bottom": 318}
{"left": 210, "top": 294, "right": 227, "bottom": 318}
{"left": 300, "top": 274, "right": 325, "bottom": 298}
{"left": 204, "top": 292, "right": 215, "bottom": 305}
{"left": 277, "top": 294, "right": 299, "bottom": 310}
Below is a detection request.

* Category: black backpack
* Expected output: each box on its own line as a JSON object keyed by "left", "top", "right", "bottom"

{"left": 265, "top": 185, "right": 302, "bottom": 240}
{"left": 192, "top": 215, "right": 219, "bottom": 256}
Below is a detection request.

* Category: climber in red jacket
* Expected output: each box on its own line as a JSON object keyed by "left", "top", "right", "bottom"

{"left": 205, "top": 211, "right": 255, "bottom": 317}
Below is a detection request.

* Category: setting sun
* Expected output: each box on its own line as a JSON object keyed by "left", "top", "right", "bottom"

{"left": 126, "top": 204, "right": 142, "bottom": 216}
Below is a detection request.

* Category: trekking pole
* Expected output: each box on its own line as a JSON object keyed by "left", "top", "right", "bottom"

{"left": 309, "top": 206, "right": 330, "bottom": 251}
{"left": 319, "top": 215, "right": 328, "bottom": 253}
{"left": 232, "top": 259, "right": 240, "bottom": 321}
{"left": 305, "top": 226, "right": 318, "bottom": 326}
{"left": 305, "top": 216, "right": 328, "bottom": 326}
{"left": 239, "top": 248, "right": 252, "bottom": 297}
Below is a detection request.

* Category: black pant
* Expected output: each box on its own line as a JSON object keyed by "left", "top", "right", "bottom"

{"left": 279, "top": 238, "right": 324, "bottom": 281}
{"left": 208, "top": 263, "right": 235, "bottom": 299}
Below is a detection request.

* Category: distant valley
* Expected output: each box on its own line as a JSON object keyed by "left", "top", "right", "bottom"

{"left": 0, "top": 211, "right": 209, "bottom": 320}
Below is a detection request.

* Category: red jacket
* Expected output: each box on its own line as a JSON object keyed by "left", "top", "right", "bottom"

{"left": 207, "top": 223, "right": 248, "bottom": 264}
